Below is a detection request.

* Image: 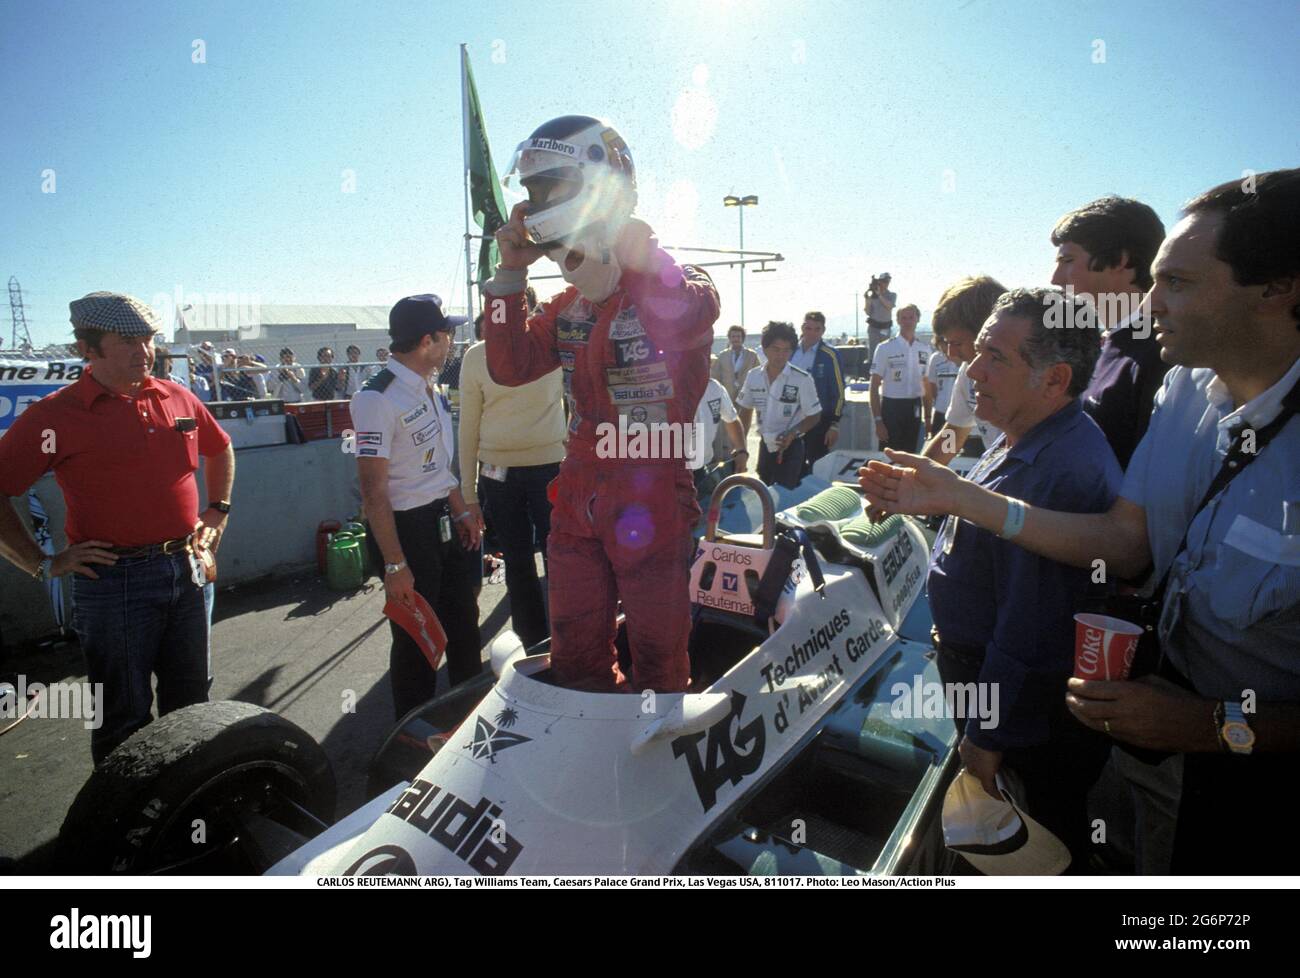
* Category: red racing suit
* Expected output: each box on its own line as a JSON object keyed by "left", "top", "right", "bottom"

{"left": 484, "top": 242, "right": 718, "bottom": 692}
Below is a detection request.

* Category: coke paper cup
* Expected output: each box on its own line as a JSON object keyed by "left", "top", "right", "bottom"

{"left": 1073, "top": 613, "right": 1143, "bottom": 680}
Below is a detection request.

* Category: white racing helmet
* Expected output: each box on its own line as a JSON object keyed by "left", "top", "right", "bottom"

{"left": 502, "top": 115, "right": 637, "bottom": 248}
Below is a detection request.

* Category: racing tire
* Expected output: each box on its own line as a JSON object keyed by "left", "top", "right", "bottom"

{"left": 58, "top": 700, "right": 335, "bottom": 875}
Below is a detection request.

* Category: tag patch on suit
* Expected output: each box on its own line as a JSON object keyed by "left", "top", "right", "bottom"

{"left": 612, "top": 337, "right": 655, "bottom": 367}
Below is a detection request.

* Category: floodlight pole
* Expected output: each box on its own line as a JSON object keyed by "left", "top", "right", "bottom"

{"left": 723, "top": 194, "right": 758, "bottom": 328}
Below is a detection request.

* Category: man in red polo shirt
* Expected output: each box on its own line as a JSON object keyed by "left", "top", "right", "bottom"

{"left": 0, "top": 292, "right": 234, "bottom": 763}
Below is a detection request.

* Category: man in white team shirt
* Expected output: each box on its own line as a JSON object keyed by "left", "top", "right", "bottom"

{"left": 736, "top": 320, "right": 821, "bottom": 489}
{"left": 352, "top": 294, "right": 483, "bottom": 719}
{"left": 870, "top": 304, "right": 930, "bottom": 452}
{"left": 922, "top": 276, "right": 1007, "bottom": 464}
{"left": 923, "top": 337, "right": 959, "bottom": 436}
{"left": 689, "top": 377, "right": 748, "bottom": 493}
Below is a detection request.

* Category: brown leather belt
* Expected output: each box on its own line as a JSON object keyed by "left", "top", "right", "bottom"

{"left": 110, "top": 535, "right": 194, "bottom": 558}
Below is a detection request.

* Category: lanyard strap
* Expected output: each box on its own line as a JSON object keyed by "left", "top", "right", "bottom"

{"left": 1153, "top": 374, "right": 1300, "bottom": 605}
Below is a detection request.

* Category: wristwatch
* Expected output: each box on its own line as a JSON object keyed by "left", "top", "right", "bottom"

{"left": 384, "top": 560, "right": 407, "bottom": 576}
{"left": 210, "top": 500, "right": 232, "bottom": 514}
{"left": 1216, "top": 701, "right": 1255, "bottom": 755}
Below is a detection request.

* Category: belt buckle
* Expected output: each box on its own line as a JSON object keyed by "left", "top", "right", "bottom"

{"left": 162, "top": 537, "right": 189, "bottom": 555}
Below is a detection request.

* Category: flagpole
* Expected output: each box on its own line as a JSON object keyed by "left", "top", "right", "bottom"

{"left": 459, "top": 43, "right": 476, "bottom": 334}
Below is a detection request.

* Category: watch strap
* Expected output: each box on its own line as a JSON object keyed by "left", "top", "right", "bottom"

{"left": 1219, "top": 701, "right": 1255, "bottom": 755}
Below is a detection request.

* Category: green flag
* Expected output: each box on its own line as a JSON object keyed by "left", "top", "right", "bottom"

{"left": 462, "top": 47, "right": 508, "bottom": 287}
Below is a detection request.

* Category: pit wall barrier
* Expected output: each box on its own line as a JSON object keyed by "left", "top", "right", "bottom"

{"left": 1, "top": 438, "right": 361, "bottom": 648}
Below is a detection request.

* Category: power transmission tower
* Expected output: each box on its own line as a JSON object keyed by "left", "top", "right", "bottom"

{"left": 8, "top": 276, "right": 33, "bottom": 352}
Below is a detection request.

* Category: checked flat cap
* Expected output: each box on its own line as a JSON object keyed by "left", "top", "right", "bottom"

{"left": 68, "top": 292, "right": 161, "bottom": 336}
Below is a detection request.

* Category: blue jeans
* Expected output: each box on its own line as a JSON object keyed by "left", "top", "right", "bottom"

{"left": 72, "top": 551, "right": 213, "bottom": 764}
{"left": 479, "top": 462, "right": 559, "bottom": 649}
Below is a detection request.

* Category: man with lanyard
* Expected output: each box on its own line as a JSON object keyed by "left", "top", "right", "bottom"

{"left": 736, "top": 320, "right": 821, "bottom": 489}
{"left": 858, "top": 169, "right": 1300, "bottom": 873}
{"left": 792, "top": 310, "right": 846, "bottom": 477}
{"left": 1051, "top": 196, "right": 1168, "bottom": 469}
{"left": 711, "top": 325, "right": 760, "bottom": 415}
{"left": 0, "top": 292, "right": 233, "bottom": 763}
{"left": 870, "top": 304, "right": 929, "bottom": 452}
{"left": 352, "top": 295, "right": 483, "bottom": 719}
{"left": 486, "top": 115, "right": 718, "bottom": 694}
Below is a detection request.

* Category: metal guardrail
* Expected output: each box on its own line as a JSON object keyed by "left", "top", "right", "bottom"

{"left": 202, "top": 359, "right": 389, "bottom": 402}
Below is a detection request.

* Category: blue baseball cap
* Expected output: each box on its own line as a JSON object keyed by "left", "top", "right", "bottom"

{"left": 388, "top": 294, "right": 467, "bottom": 344}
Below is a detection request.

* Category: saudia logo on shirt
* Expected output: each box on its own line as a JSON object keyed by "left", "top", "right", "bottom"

{"left": 401, "top": 401, "right": 430, "bottom": 428}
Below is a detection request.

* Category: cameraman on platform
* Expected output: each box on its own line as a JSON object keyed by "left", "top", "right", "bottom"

{"left": 865, "top": 272, "right": 897, "bottom": 362}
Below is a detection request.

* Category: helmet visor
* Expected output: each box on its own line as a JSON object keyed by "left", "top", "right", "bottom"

{"left": 502, "top": 144, "right": 581, "bottom": 194}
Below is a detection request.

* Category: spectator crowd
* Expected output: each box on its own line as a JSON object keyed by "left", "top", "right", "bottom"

{"left": 172, "top": 341, "right": 393, "bottom": 403}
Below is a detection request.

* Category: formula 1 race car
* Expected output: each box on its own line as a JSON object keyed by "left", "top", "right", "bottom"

{"left": 59, "top": 454, "right": 961, "bottom": 877}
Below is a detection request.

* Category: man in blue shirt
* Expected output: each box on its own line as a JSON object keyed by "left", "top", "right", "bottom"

{"left": 791, "top": 310, "right": 846, "bottom": 476}
{"left": 926, "top": 287, "right": 1119, "bottom": 869}
{"left": 860, "top": 168, "right": 1300, "bottom": 874}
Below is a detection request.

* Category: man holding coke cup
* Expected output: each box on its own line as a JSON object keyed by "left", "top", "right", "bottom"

{"left": 860, "top": 170, "right": 1300, "bottom": 875}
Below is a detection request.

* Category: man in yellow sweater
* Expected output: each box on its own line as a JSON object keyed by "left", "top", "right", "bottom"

{"left": 458, "top": 320, "right": 567, "bottom": 649}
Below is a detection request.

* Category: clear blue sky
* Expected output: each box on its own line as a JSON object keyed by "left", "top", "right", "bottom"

{"left": 2, "top": 0, "right": 1297, "bottom": 347}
